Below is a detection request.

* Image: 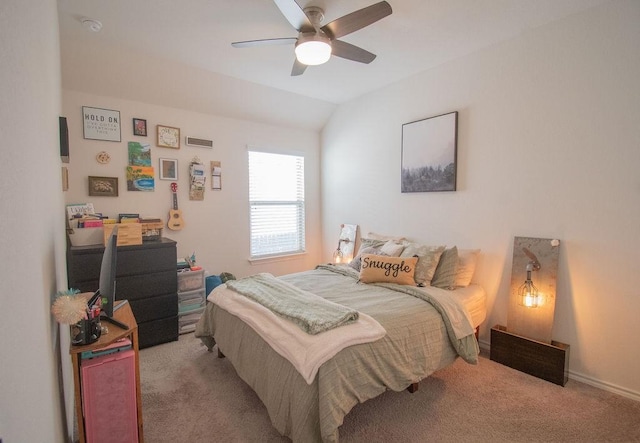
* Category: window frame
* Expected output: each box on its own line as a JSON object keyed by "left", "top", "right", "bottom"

{"left": 247, "top": 148, "right": 306, "bottom": 261}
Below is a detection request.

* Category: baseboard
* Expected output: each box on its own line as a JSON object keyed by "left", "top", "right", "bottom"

{"left": 568, "top": 370, "right": 640, "bottom": 402}
{"left": 480, "top": 340, "right": 640, "bottom": 402}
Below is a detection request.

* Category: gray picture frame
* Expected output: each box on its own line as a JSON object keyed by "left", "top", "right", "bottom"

{"left": 401, "top": 111, "right": 458, "bottom": 192}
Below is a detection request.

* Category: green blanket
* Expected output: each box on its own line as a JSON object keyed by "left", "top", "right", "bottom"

{"left": 225, "top": 272, "right": 359, "bottom": 335}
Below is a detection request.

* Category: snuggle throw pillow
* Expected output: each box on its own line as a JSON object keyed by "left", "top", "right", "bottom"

{"left": 359, "top": 254, "right": 418, "bottom": 285}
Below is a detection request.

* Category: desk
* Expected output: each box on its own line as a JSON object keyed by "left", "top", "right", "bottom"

{"left": 69, "top": 297, "right": 144, "bottom": 442}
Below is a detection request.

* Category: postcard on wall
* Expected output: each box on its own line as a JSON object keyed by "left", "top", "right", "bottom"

{"left": 128, "top": 141, "right": 151, "bottom": 167}
{"left": 126, "top": 166, "right": 155, "bottom": 192}
{"left": 211, "top": 161, "right": 221, "bottom": 190}
{"left": 82, "top": 106, "right": 121, "bottom": 142}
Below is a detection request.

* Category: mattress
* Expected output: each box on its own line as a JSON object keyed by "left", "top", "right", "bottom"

{"left": 438, "top": 284, "right": 487, "bottom": 328}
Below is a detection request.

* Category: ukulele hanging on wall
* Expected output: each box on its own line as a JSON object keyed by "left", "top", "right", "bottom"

{"left": 167, "top": 182, "right": 185, "bottom": 231}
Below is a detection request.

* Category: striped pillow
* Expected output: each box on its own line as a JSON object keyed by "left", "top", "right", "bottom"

{"left": 400, "top": 243, "right": 445, "bottom": 285}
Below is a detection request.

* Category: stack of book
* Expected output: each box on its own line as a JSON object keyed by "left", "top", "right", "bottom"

{"left": 140, "top": 217, "right": 164, "bottom": 241}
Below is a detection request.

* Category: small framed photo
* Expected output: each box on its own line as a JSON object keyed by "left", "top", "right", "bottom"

{"left": 157, "top": 125, "right": 180, "bottom": 149}
{"left": 133, "top": 118, "right": 147, "bottom": 136}
{"left": 88, "top": 176, "right": 119, "bottom": 197}
{"left": 159, "top": 158, "right": 178, "bottom": 180}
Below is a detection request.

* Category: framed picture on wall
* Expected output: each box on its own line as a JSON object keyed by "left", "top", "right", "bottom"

{"left": 157, "top": 125, "right": 180, "bottom": 149}
{"left": 133, "top": 118, "right": 147, "bottom": 136}
{"left": 88, "top": 176, "right": 119, "bottom": 197}
{"left": 82, "top": 106, "right": 121, "bottom": 142}
{"left": 159, "top": 158, "right": 178, "bottom": 180}
{"left": 401, "top": 111, "right": 458, "bottom": 192}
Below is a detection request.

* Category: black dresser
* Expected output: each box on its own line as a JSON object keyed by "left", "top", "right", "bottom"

{"left": 67, "top": 238, "right": 178, "bottom": 349}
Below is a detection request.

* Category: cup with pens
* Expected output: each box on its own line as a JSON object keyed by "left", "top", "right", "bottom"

{"left": 70, "top": 304, "right": 102, "bottom": 346}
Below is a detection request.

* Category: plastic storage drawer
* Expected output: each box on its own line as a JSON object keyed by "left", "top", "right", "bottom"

{"left": 81, "top": 350, "right": 138, "bottom": 443}
{"left": 179, "top": 307, "right": 205, "bottom": 334}
{"left": 178, "top": 288, "right": 206, "bottom": 314}
{"left": 177, "top": 269, "right": 205, "bottom": 292}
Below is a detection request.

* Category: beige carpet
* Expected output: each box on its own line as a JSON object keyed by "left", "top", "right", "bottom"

{"left": 140, "top": 333, "right": 640, "bottom": 442}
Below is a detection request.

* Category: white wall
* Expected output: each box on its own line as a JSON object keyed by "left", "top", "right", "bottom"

{"left": 321, "top": 0, "right": 640, "bottom": 398}
{"left": 0, "top": 1, "right": 67, "bottom": 441}
{"left": 63, "top": 91, "right": 322, "bottom": 278}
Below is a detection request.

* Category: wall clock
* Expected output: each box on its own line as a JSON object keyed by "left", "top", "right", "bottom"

{"left": 157, "top": 125, "right": 180, "bottom": 149}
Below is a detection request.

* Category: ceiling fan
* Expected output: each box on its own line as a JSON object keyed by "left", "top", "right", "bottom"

{"left": 232, "top": 0, "right": 392, "bottom": 76}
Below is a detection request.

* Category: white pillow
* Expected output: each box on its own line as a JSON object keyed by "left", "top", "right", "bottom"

{"left": 379, "top": 240, "right": 405, "bottom": 257}
{"left": 454, "top": 249, "right": 480, "bottom": 287}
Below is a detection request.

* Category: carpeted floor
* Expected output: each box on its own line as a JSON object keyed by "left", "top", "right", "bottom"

{"left": 140, "top": 333, "right": 640, "bottom": 442}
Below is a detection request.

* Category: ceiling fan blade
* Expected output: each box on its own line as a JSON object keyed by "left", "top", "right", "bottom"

{"left": 232, "top": 37, "right": 297, "bottom": 48}
{"left": 321, "top": 1, "right": 392, "bottom": 39}
{"left": 331, "top": 40, "right": 376, "bottom": 64}
{"left": 291, "top": 59, "right": 308, "bottom": 76}
{"left": 273, "top": 0, "right": 314, "bottom": 32}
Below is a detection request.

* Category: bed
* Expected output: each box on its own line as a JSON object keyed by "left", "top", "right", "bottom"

{"left": 195, "top": 248, "right": 486, "bottom": 442}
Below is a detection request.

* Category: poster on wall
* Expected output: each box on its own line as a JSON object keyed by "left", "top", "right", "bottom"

{"left": 126, "top": 166, "right": 155, "bottom": 192}
{"left": 127, "top": 141, "right": 151, "bottom": 166}
{"left": 82, "top": 106, "right": 121, "bottom": 142}
{"left": 401, "top": 111, "right": 458, "bottom": 192}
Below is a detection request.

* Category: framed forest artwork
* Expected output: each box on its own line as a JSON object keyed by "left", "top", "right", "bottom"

{"left": 401, "top": 111, "right": 458, "bottom": 192}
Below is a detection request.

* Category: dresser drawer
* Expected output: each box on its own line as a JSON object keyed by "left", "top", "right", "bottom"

{"left": 116, "top": 270, "right": 177, "bottom": 301}
{"left": 128, "top": 293, "right": 178, "bottom": 324}
{"left": 68, "top": 238, "right": 177, "bottom": 283}
{"left": 138, "top": 316, "right": 178, "bottom": 349}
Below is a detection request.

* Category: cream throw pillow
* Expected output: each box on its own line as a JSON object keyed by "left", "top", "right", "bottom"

{"left": 359, "top": 254, "right": 418, "bottom": 285}
{"left": 454, "top": 249, "right": 480, "bottom": 287}
{"left": 401, "top": 243, "right": 445, "bottom": 285}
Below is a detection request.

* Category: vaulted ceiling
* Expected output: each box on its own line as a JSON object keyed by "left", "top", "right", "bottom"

{"left": 57, "top": 0, "right": 611, "bottom": 129}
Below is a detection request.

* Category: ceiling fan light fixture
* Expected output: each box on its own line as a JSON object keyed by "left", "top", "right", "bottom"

{"left": 295, "top": 34, "right": 332, "bottom": 66}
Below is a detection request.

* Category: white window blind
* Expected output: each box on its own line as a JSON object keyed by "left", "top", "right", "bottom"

{"left": 248, "top": 150, "right": 305, "bottom": 259}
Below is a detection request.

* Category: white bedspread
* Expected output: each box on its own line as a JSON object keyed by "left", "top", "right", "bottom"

{"left": 208, "top": 285, "right": 387, "bottom": 384}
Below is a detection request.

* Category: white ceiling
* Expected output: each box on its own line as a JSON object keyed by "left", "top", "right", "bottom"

{"left": 57, "top": 0, "right": 610, "bottom": 105}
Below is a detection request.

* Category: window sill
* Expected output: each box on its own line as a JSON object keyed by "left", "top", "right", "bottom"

{"left": 248, "top": 252, "right": 307, "bottom": 265}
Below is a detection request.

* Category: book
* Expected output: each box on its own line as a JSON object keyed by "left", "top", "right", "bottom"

{"left": 84, "top": 219, "right": 104, "bottom": 228}
{"left": 118, "top": 213, "right": 140, "bottom": 223}
{"left": 66, "top": 203, "right": 95, "bottom": 220}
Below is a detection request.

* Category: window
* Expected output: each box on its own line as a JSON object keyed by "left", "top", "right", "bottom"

{"left": 248, "top": 150, "right": 305, "bottom": 259}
